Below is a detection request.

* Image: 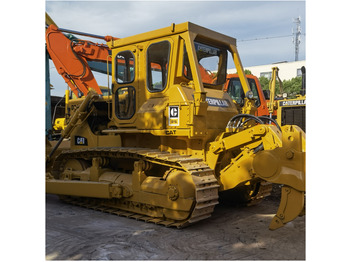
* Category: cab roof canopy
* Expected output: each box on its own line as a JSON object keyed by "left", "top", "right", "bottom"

{"left": 108, "top": 22, "right": 237, "bottom": 48}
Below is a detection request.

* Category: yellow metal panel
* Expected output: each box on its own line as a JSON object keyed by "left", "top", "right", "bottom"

{"left": 46, "top": 180, "right": 112, "bottom": 198}
{"left": 45, "top": 12, "right": 57, "bottom": 27}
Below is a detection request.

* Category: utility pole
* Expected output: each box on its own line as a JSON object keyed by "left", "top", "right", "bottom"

{"left": 293, "top": 16, "right": 301, "bottom": 61}
{"left": 46, "top": 48, "right": 52, "bottom": 139}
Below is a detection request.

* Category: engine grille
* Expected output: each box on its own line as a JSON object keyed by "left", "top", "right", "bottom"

{"left": 281, "top": 106, "right": 306, "bottom": 132}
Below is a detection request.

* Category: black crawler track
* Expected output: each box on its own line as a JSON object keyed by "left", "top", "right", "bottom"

{"left": 51, "top": 147, "right": 221, "bottom": 228}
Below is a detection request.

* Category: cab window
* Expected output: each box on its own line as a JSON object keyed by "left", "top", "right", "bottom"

{"left": 147, "top": 41, "right": 170, "bottom": 92}
{"left": 227, "top": 79, "right": 244, "bottom": 105}
{"left": 115, "top": 86, "right": 135, "bottom": 119}
{"left": 183, "top": 41, "right": 227, "bottom": 86}
{"left": 116, "top": 51, "right": 135, "bottom": 84}
{"left": 247, "top": 78, "right": 261, "bottom": 107}
{"left": 227, "top": 78, "right": 261, "bottom": 107}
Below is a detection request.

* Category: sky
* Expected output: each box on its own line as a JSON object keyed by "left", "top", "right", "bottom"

{"left": 46, "top": 0, "right": 306, "bottom": 96}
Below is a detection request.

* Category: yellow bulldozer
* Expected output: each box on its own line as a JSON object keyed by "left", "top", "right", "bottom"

{"left": 267, "top": 66, "right": 306, "bottom": 132}
{"left": 46, "top": 21, "right": 305, "bottom": 230}
{"left": 52, "top": 86, "right": 112, "bottom": 133}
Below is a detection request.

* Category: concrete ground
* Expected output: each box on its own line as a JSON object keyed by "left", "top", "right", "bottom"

{"left": 46, "top": 193, "right": 305, "bottom": 260}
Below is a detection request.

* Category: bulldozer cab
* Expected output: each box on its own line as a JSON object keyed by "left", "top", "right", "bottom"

{"left": 107, "top": 22, "right": 253, "bottom": 133}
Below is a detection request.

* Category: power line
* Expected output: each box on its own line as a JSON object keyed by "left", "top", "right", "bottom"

{"left": 238, "top": 34, "right": 292, "bottom": 42}
{"left": 238, "top": 33, "right": 305, "bottom": 42}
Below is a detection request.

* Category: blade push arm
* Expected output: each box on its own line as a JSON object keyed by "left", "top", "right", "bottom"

{"left": 208, "top": 123, "right": 305, "bottom": 230}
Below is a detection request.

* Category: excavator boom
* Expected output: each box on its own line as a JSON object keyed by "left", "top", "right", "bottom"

{"left": 46, "top": 24, "right": 112, "bottom": 97}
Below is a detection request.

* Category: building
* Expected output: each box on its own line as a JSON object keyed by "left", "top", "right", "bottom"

{"left": 228, "top": 60, "right": 305, "bottom": 81}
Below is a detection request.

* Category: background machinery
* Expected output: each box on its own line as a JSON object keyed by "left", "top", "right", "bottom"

{"left": 45, "top": 13, "right": 113, "bottom": 138}
{"left": 46, "top": 21, "right": 305, "bottom": 230}
{"left": 223, "top": 73, "right": 269, "bottom": 116}
{"left": 266, "top": 67, "right": 306, "bottom": 131}
{"left": 52, "top": 86, "right": 112, "bottom": 133}
{"left": 224, "top": 68, "right": 306, "bottom": 132}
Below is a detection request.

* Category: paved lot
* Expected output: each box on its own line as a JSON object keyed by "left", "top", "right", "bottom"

{"left": 46, "top": 193, "right": 305, "bottom": 260}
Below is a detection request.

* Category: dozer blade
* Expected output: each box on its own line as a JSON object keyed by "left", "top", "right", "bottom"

{"left": 269, "top": 186, "right": 305, "bottom": 230}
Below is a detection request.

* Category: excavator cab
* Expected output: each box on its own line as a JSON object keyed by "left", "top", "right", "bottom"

{"left": 226, "top": 77, "right": 261, "bottom": 108}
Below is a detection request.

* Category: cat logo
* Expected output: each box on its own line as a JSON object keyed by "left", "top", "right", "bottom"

{"left": 165, "top": 130, "right": 177, "bottom": 135}
{"left": 170, "top": 106, "right": 178, "bottom": 117}
{"left": 169, "top": 106, "right": 179, "bottom": 126}
{"left": 75, "top": 136, "right": 88, "bottom": 146}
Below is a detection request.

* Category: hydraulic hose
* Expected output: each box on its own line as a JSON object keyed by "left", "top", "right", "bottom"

{"left": 258, "top": 116, "right": 281, "bottom": 131}
{"left": 226, "top": 114, "right": 264, "bottom": 129}
{"left": 51, "top": 94, "right": 66, "bottom": 126}
{"left": 46, "top": 90, "right": 99, "bottom": 162}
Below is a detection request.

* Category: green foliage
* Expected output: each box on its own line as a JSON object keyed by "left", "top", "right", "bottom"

{"left": 282, "top": 76, "right": 302, "bottom": 97}
{"left": 244, "top": 69, "right": 252, "bottom": 75}
{"left": 259, "top": 76, "right": 270, "bottom": 90}
{"left": 232, "top": 69, "right": 252, "bottom": 75}
{"left": 258, "top": 76, "right": 302, "bottom": 98}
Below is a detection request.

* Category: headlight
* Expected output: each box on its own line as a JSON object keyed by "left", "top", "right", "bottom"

{"left": 246, "top": 90, "right": 254, "bottom": 99}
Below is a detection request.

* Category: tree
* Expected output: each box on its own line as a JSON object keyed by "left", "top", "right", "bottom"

{"left": 259, "top": 76, "right": 270, "bottom": 90}
{"left": 258, "top": 76, "right": 302, "bottom": 98}
{"left": 244, "top": 69, "right": 252, "bottom": 75}
{"left": 232, "top": 69, "right": 252, "bottom": 75}
{"left": 281, "top": 76, "right": 302, "bottom": 97}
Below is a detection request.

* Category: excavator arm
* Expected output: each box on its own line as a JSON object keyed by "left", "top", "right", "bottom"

{"left": 46, "top": 24, "right": 112, "bottom": 97}
{"left": 267, "top": 66, "right": 283, "bottom": 116}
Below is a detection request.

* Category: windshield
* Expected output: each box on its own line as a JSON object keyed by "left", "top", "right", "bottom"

{"left": 183, "top": 41, "right": 227, "bottom": 86}
{"left": 227, "top": 78, "right": 261, "bottom": 107}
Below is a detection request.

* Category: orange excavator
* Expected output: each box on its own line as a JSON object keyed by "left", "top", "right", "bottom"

{"left": 223, "top": 73, "right": 269, "bottom": 116}
{"left": 224, "top": 69, "right": 305, "bottom": 132}
{"left": 46, "top": 24, "right": 117, "bottom": 97}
